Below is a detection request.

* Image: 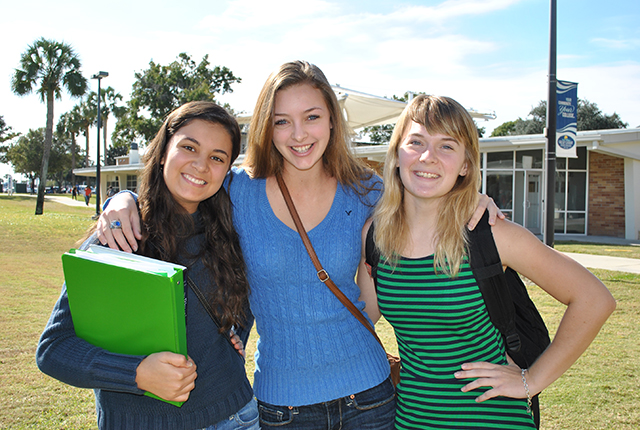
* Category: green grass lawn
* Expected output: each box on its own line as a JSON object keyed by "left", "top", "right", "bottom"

{"left": 1, "top": 195, "right": 638, "bottom": 429}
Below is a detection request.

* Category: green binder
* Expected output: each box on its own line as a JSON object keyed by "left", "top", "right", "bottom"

{"left": 62, "top": 245, "right": 188, "bottom": 407}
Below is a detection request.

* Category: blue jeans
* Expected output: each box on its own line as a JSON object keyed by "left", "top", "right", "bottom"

{"left": 258, "top": 377, "right": 396, "bottom": 429}
{"left": 201, "top": 397, "right": 260, "bottom": 430}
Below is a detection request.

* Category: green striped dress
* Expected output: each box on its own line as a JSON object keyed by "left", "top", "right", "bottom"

{"left": 376, "top": 254, "right": 536, "bottom": 429}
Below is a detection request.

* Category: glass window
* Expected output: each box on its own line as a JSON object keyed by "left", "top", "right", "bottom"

{"left": 567, "top": 172, "right": 587, "bottom": 211}
{"left": 555, "top": 171, "right": 566, "bottom": 211}
{"left": 556, "top": 157, "right": 566, "bottom": 170}
{"left": 516, "top": 149, "right": 543, "bottom": 169}
{"left": 554, "top": 213, "right": 565, "bottom": 234}
{"left": 487, "top": 152, "right": 514, "bottom": 169}
{"left": 568, "top": 146, "right": 587, "bottom": 170}
{"left": 486, "top": 172, "right": 513, "bottom": 210}
{"left": 126, "top": 175, "right": 137, "bottom": 192}
{"left": 566, "top": 213, "right": 586, "bottom": 234}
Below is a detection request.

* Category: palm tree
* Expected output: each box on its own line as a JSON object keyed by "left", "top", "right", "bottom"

{"left": 11, "top": 38, "right": 87, "bottom": 214}
{"left": 74, "top": 98, "right": 97, "bottom": 168}
{"left": 57, "top": 108, "right": 84, "bottom": 184}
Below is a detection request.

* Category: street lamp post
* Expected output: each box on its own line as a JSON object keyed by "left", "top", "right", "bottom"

{"left": 91, "top": 71, "right": 108, "bottom": 219}
{"left": 544, "top": 1, "right": 556, "bottom": 247}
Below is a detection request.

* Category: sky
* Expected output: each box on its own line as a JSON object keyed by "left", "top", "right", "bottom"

{"left": 1, "top": 0, "right": 639, "bottom": 180}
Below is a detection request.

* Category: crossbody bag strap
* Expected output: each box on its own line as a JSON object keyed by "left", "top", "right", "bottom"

{"left": 275, "top": 173, "right": 384, "bottom": 348}
{"left": 185, "top": 275, "right": 239, "bottom": 353}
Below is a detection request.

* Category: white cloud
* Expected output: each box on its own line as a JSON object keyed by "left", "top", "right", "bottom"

{"left": 591, "top": 37, "right": 640, "bottom": 51}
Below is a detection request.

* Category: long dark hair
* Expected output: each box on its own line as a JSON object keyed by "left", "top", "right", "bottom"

{"left": 139, "top": 101, "right": 249, "bottom": 333}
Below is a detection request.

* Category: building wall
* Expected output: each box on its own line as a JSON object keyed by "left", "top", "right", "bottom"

{"left": 588, "top": 152, "right": 625, "bottom": 237}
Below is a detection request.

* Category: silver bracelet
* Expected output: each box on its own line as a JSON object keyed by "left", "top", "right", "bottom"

{"left": 521, "top": 368, "right": 533, "bottom": 416}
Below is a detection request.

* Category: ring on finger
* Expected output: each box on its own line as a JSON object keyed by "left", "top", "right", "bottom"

{"left": 109, "top": 220, "right": 122, "bottom": 229}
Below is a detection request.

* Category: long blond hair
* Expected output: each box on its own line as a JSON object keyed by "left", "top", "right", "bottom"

{"left": 373, "top": 95, "right": 481, "bottom": 276}
{"left": 242, "top": 60, "right": 375, "bottom": 195}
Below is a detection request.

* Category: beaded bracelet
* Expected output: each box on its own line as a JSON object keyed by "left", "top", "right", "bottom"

{"left": 521, "top": 368, "right": 533, "bottom": 416}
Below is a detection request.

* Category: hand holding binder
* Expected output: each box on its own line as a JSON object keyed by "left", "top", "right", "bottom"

{"left": 62, "top": 245, "right": 188, "bottom": 406}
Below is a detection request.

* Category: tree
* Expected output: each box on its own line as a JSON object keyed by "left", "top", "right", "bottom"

{"left": 90, "top": 86, "right": 124, "bottom": 164}
{"left": 0, "top": 115, "right": 20, "bottom": 165}
{"left": 0, "top": 115, "right": 19, "bottom": 144}
{"left": 113, "top": 53, "right": 241, "bottom": 146}
{"left": 71, "top": 99, "right": 96, "bottom": 167}
{"left": 105, "top": 143, "right": 130, "bottom": 166}
{"left": 364, "top": 123, "right": 395, "bottom": 145}
{"left": 576, "top": 99, "right": 628, "bottom": 130}
{"left": 11, "top": 38, "right": 87, "bottom": 214}
{"left": 48, "top": 128, "right": 74, "bottom": 186}
{"left": 491, "top": 99, "right": 628, "bottom": 137}
{"left": 6, "top": 127, "right": 71, "bottom": 189}
{"left": 5, "top": 128, "right": 73, "bottom": 190}
{"left": 57, "top": 108, "right": 84, "bottom": 183}
{"left": 489, "top": 120, "right": 517, "bottom": 137}
{"left": 4, "top": 128, "right": 45, "bottom": 192}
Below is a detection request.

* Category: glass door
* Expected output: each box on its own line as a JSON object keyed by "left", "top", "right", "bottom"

{"left": 524, "top": 172, "right": 542, "bottom": 235}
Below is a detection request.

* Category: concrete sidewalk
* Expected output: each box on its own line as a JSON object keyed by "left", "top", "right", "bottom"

{"left": 561, "top": 252, "right": 640, "bottom": 274}
{"left": 556, "top": 234, "right": 640, "bottom": 274}
{"left": 45, "top": 195, "right": 92, "bottom": 207}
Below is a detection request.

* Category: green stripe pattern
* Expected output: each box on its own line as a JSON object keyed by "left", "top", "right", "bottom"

{"left": 377, "top": 255, "right": 536, "bottom": 429}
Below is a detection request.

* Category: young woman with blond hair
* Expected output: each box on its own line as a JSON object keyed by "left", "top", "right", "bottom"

{"left": 361, "top": 94, "right": 615, "bottom": 429}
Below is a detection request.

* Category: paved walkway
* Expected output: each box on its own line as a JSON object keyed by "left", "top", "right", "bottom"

{"left": 561, "top": 252, "right": 640, "bottom": 274}
{"left": 45, "top": 195, "right": 92, "bottom": 207}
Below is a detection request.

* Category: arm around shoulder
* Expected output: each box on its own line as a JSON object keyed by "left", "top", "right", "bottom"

{"left": 97, "top": 190, "right": 141, "bottom": 252}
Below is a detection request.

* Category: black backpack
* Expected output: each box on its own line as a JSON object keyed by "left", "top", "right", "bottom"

{"left": 365, "top": 211, "right": 550, "bottom": 428}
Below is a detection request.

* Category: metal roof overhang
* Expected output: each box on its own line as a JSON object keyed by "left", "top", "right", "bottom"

{"left": 235, "top": 85, "right": 496, "bottom": 131}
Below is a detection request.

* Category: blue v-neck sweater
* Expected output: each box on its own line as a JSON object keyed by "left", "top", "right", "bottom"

{"left": 228, "top": 168, "right": 390, "bottom": 406}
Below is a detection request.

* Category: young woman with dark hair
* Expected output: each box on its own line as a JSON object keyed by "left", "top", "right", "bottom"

{"left": 37, "top": 101, "right": 258, "bottom": 430}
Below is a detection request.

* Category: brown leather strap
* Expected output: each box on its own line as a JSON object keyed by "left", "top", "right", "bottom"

{"left": 276, "top": 173, "right": 385, "bottom": 348}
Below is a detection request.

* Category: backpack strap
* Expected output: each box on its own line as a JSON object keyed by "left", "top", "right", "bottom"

{"left": 365, "top": 222, "right": 380, "bottom": 284}
{"left": 467, "top": 211, "right": 522, "bottom": 355}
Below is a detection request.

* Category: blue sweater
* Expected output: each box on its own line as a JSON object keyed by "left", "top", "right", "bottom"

{"left": 36, "top": 213, "right": 254, "bottom": 429}
{"left": 228, "top": 168, "right": 390, "bottom": 406}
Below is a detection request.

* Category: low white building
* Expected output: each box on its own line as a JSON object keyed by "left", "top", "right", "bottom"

{"left": 74, "top": 86, "right": 639, "bottom": 240}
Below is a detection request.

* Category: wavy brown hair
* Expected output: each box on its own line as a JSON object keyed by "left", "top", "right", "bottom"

{"left": 373, "top": 95, "right": 481, "bottom": 277}
{"left": 242, "top": 60, "right": 377, "bottom": 196}
{"left": 138, "top": 101, "right": 249, "bottom": 333}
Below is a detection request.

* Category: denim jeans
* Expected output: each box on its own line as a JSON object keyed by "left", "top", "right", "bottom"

{"left": 201, "top": 397, "right": 260, "bottom": 430}
{"left": 258, "top": 377, "right": 396, "bottom": 429}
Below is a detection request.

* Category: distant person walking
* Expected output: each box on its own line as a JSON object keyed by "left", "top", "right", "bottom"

{"left": 84, "top": 186, "right": 91, "bottom": 206}
{"left": 7, "top": 176, "right": 14, "bottom": 196}
{"left": 72, "top": 186, "right": 78, "bottom": 200}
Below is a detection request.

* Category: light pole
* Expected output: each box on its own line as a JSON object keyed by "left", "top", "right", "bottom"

{"left": 544, "top": 1, "right": 556, "bottom": 247}
{"left": 91, "top": 71, "right": 108, "bottom": 219}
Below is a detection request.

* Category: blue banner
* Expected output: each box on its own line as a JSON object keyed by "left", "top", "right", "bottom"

{"left": 556, "top": 80, "right": 578, "bottom": 158}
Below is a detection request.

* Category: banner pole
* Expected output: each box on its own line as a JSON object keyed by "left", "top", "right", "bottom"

{"left": 544, "top": 0, "right": 557, "bottom": 247}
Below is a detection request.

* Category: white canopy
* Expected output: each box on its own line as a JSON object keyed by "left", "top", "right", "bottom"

{"left": 235, "top": 84, "right": 496, "bottom": 131}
